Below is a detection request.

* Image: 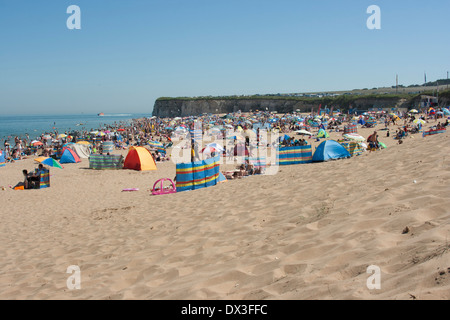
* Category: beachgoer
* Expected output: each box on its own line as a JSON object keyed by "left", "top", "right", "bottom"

{"left": 22, "top": 169, "right": 31, "bottom": 189}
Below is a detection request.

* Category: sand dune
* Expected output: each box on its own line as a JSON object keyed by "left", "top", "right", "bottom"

{"left": 0, "top": 124, "right": 449, "bottom": 300}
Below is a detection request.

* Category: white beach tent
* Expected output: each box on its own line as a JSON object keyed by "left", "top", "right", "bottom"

{"left": 68, "top": 143, "right": 92, "bottom": 159}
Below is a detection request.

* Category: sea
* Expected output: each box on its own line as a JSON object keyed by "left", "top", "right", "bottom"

{"left": 0, "top": 113, "right": 153, "bottom": 143}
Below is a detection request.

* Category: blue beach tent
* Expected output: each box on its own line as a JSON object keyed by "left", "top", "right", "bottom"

{"left": 312, "top": 140, "right": 351, "bottom": 162}
{"left": 60, "top": 147, "right": 81, "bottom": 164}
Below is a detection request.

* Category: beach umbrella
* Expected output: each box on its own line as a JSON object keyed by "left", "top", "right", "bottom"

{"left": 34, "top": 157, "right": 64, "bottom": 169}
{"left": 148, "top": 141, "right": 164, "bottom": 148}
{"left": 77, "top": 141, "right": 91, "bottom": 145}
{"left": 413, "top": 119, "right": 426, "bottom": 125}
{"left": 90, "top": 131, "right": 99, "bottom": 135}
{"left": 97, "top": 132, "right": 106, "bottom": 137}
{"left": 295, "top": 129, "right": 312, "bottom": 136}
{"left": 31, "top": 140, "right": 43, "bottom": 146}
{"left": 202, "top": 146, "right": 219, "bottom": 154}
{"left": 205, "top": 142, "right": 224, "bottom": 152}
{"left": 117, "top": 128, "right": 126, "bottom": 132}
{"left": 210, "top": 127, "right": 221, "bottom": 133}
{"left": 442, "top": 108, "right": 450, "bottom": 116}
{"left": 57, "top": 134, "right": 67, "bottom": 139}
{"left": 43, "top": 134, "right": 52, "bottom": 140}
{"left": 226, "top": 135, "right": 245, "bottom": 141}
{"left": 343, "top": 133, "right": 365, "bottom": 142}
{"left": 409, "top": 109, "right": 419, "bottom": 114}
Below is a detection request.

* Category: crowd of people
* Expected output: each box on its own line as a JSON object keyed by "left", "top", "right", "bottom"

{"left": 1, "top": 106, "right": 449, "bottom": 187}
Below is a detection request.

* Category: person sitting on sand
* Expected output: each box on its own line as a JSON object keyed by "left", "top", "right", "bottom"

{"left": 367, "top": 131, "right": 379, "bottom": 149}
{"left": 13, "top": 169, "right": 31, "bottom": 190}
{"left": 232, "top": 164, "right": 247, "bottom": 179}
{"left": 27, "top": 164, "right": 44, "bottom": 188}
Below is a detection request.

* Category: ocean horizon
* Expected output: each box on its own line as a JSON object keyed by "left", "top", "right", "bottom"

{"left": 0, "top": 113, "right": 153, "bottom": 143}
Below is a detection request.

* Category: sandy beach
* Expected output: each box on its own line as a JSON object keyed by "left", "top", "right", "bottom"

{"left": 0, "top": 124, "right": 449, "bottom": 300}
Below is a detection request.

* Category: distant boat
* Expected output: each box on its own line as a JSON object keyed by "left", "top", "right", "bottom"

{"left": 98, "top": 113, "right": 104, "bottom": 116}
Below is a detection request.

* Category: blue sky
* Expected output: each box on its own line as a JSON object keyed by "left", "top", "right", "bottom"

{"left": 0, "top": 0, "right": 449, "bottom": 115}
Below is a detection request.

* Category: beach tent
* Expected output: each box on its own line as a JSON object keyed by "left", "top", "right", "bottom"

{"left": 123, "top": 146, "right": 157, "bottom": 171}
{"left": 218, "top": 171, "right": 227, "bottom": 183}
{"left": 68, "top": 143, "right": 91, "bottom": 159}
{"left": 0, "top": 150, "right": 5, "bottom": 167}
{"left": 317, "top": 129, "right": 329, "bottom": 138}
{"left": 312, "top": 140, "right": 351, "bottom": 162}
{"left": 60, "top": 147, "right": 81, "bottom": 164}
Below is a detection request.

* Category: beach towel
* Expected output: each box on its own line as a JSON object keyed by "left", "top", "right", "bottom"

{"left": 278, "top": 146, "right": 313, "bottom": 165}
{"left": 89, "top": 154, "right": 124, "bottom": 170}
{"left": 176, "top": 155, "right": 220, "bottom": 192}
